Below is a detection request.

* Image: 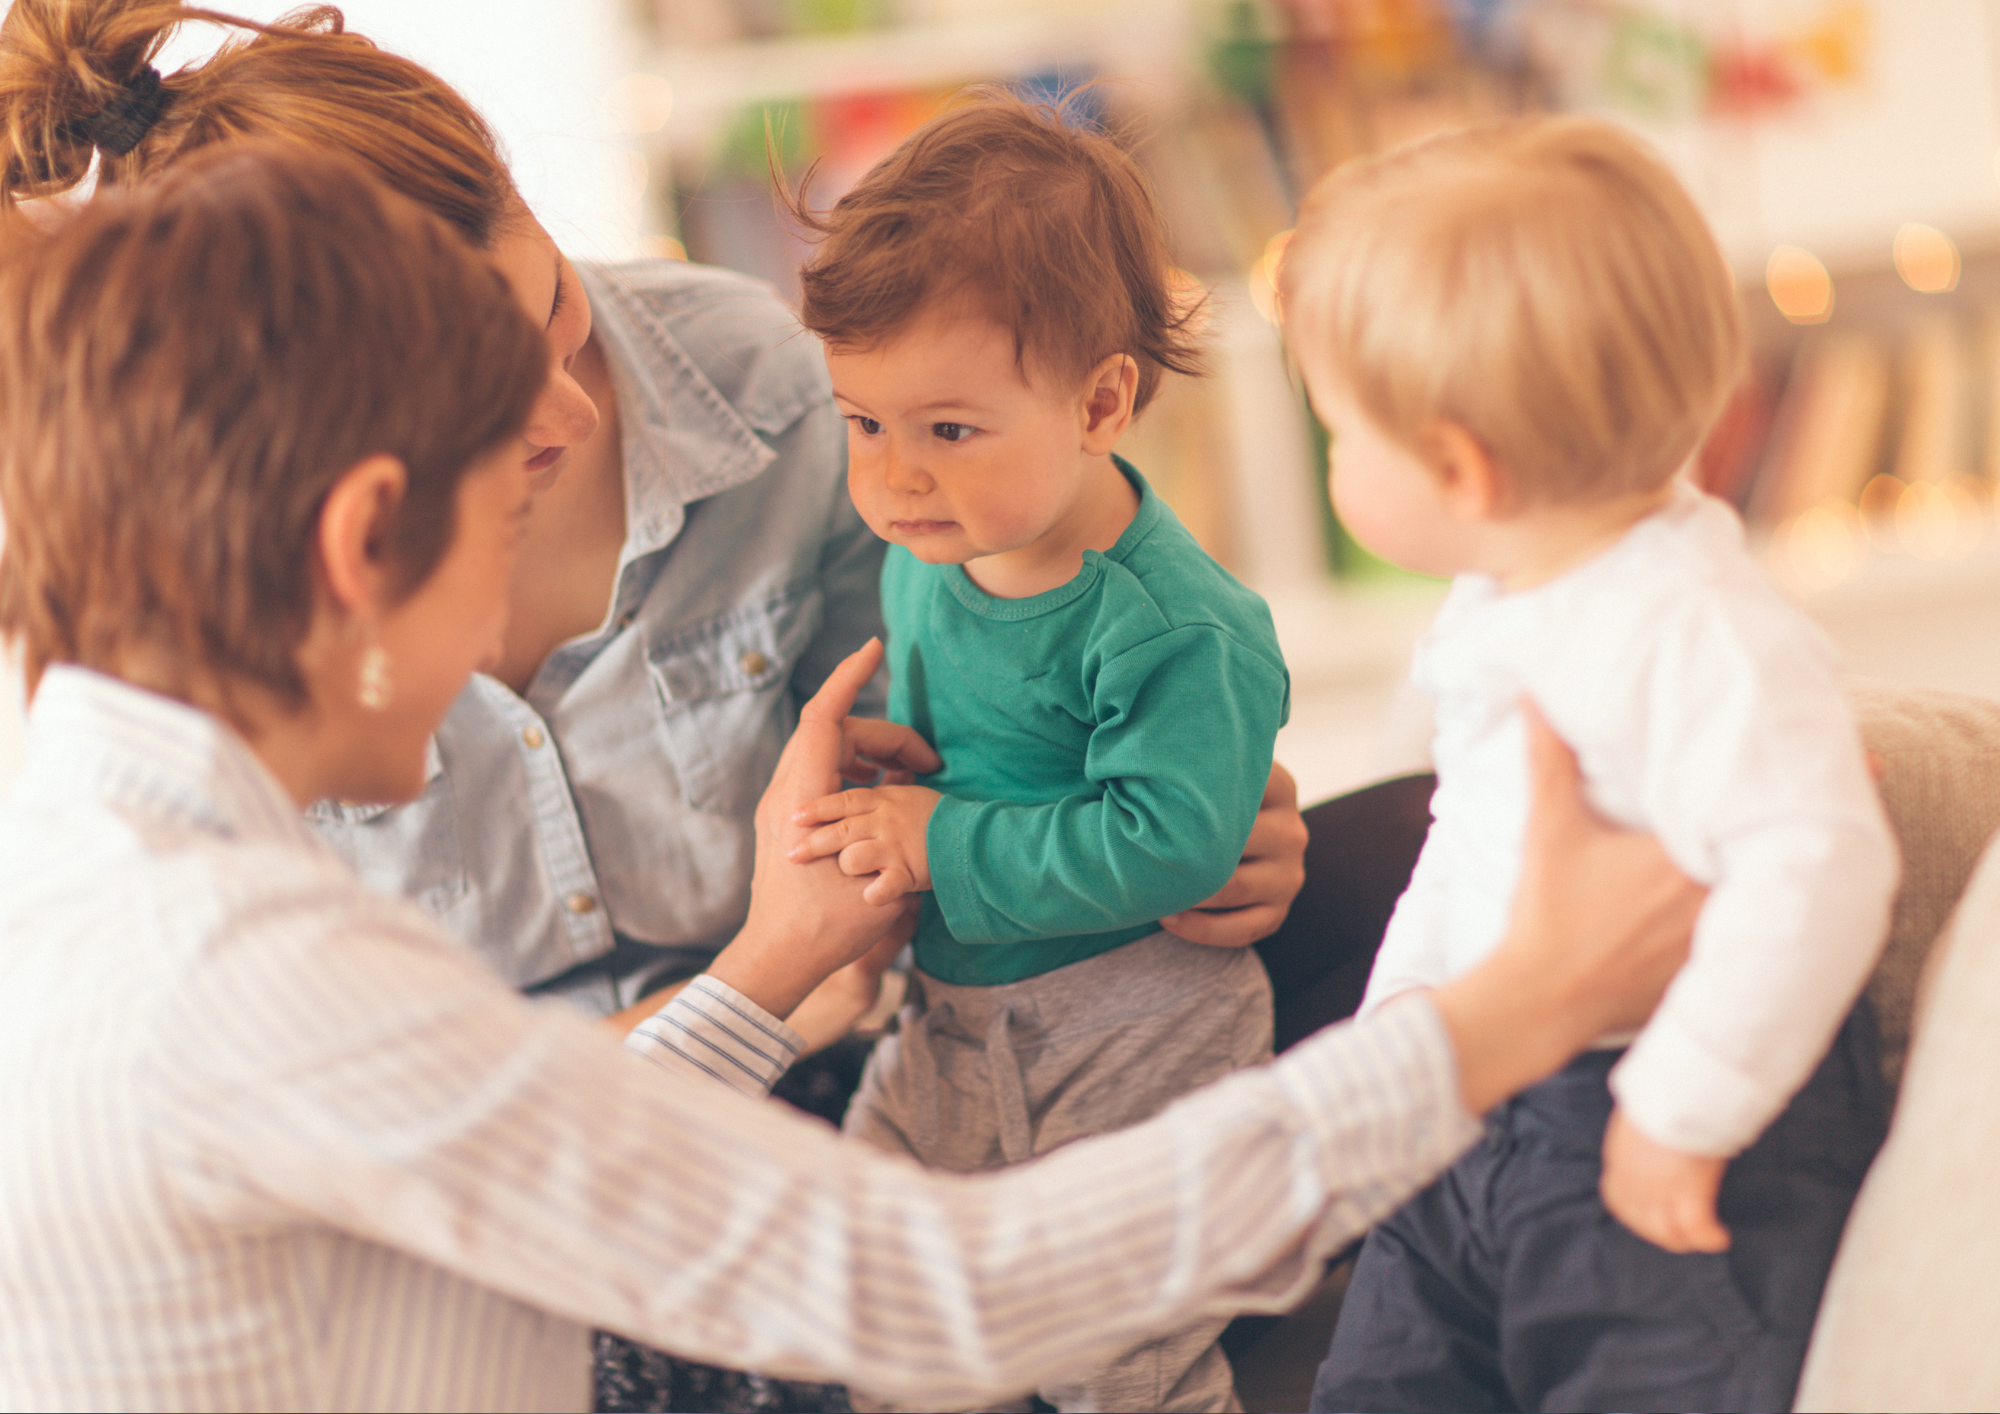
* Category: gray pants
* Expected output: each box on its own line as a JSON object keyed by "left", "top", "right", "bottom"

{"left": 844, "top": 931, "right": 1274, "bottom": 1413}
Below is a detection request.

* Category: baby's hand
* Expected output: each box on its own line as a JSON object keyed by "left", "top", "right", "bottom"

{"left": 789, "top": 785, "right": 941, "bottom": 904}
{"left": 1600, "top": 1105, "right": 1731, "bottom": 1253}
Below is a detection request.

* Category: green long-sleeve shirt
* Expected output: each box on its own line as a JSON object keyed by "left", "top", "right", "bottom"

{"left": 886, "top": 460, "right": 1291, "bottom": 986}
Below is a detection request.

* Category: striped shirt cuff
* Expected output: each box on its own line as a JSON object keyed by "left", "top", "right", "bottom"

{"left": 623, "top": 974, "right": 804, "bottom": 1098}
{"left": 1274, "top": 991, "right": 1482, "bottom": 1220}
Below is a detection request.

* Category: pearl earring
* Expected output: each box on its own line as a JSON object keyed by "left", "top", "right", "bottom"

{"left": 357, "top": 643, "right": 394, "bottom": 710}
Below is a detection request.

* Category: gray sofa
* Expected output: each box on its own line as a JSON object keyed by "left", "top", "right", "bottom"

{"left": 1797, "top": 682, "right": 2000, "bottom": 1410}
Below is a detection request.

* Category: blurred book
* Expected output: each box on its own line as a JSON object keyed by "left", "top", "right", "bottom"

{"left": 1894, "top": 315, "right": 1973, "bottom": 488}
{"left": 1747, "top": 329, "right": 1891, "bottom": 526}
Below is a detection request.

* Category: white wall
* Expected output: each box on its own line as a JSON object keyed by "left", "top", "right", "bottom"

{"left": 1610, "top": 0, "right": 2000, "bottom": 272}
{"left": 154, "top": 0, "right": 649, "bottom": 259}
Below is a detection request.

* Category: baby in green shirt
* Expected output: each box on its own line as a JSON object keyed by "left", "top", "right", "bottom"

{"left": 785, "top": 95, "right": 1291, "bottom": 1413}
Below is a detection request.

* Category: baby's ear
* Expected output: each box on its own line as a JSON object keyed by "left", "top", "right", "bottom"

{"left": 1427, "top": 422, "right": 1512, "bottom": 521}
{"left": 1080, "top": 352, "right": 1139, "bottom": 451}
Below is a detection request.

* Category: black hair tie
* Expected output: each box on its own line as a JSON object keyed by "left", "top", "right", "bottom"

{"left": 79, "top": 65, "right": 171, "bottom": 157}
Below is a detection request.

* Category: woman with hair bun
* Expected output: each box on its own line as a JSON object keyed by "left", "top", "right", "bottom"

{"left": 0, "top": 2, "right": 1312, "bottom": 1407}
{"left": 0, "top": 0, "right": 1308, "bottom": 1030}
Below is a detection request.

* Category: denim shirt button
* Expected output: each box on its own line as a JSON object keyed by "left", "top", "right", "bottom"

{"left": 521, "top": 726, "right": 545, "bottom": 750}
{"left": 739, "top": 650, "right": 770, "bottom": 677}
{"left": 565, "top": 892, "right": 598, "bottom": 915}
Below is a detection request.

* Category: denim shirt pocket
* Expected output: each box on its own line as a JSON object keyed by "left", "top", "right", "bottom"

{"left": 646, "top": 581, "right": 824, "bottom": 816}
{"left": 304, "top": 737, "right": 469, "bottom": 917}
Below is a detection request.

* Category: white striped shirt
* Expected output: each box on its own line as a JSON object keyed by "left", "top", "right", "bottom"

{"left": 0, "top": 668, "right": 1480, "bottom": 1412}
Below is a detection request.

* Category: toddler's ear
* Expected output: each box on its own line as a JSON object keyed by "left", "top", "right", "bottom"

{"left": 1428, "top": 422, "right": 1510, "bottom": 521}
{"left": 1080, "top": 353, "right": 1139, "bottom": 452}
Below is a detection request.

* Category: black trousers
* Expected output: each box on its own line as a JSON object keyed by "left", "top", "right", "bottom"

{"left": 1311, "top": 1001, "right": 1890, "bottom": 1414}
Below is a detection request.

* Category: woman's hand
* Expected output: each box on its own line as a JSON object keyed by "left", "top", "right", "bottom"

{"left": 707, "top": 639, "right": 918, "bottom": 1021}
{"left": 840, "top": 717, "right": 941, "bottom": 787}
{"left": 1432, "top": 700, "right": 1705, "bottom": 1116}
{"left": 1160, "top": 762, "right": 1310, "bottom": 948}
{"left": 784, "top": 919, "right": 914, "bottom": 1056}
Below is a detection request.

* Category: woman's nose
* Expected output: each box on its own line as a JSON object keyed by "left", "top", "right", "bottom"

{"left": 525, "top": 365, "right": 599, "bottom": 451}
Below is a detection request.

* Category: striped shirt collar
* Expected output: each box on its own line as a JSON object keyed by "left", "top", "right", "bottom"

{"left": 15, "top": 666, "right": 324, "bottom": 855}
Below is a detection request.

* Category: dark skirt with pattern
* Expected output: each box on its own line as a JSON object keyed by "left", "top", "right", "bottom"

{"left": 590, "top": 1037, "right": 875, "bottom": 1414}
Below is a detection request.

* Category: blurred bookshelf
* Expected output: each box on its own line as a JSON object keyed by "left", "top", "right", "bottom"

{"left": 602, "top": 0, "right": 2000, "bottom": 799}
{"left": 617, "top": 0, "right": 1536, "bottom": 597}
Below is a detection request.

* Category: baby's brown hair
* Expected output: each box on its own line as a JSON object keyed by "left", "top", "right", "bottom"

{"left": 785, "top": 91, "right": 1201, "bottom": 413}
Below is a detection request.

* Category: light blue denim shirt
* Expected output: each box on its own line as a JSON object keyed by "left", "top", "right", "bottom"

{"left": 310, "top": 260, "right": 885, "bottom": 1016}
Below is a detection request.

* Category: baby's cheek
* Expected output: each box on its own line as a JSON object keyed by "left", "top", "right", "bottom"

{"left": 844, "top": 462, "right": 894, "bottom": 534}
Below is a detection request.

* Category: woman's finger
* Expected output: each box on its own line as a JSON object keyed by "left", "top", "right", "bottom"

{"left": 792, "top": 787, "right": 879, "bottom": 827}
{"left": 844, "top": 717, "right": 942, "bottom": 776}
{"left": 835, "top": 840, "right": 892, "bottom": 878}
{"left": 1179, "top": 856, "right": 1283, "bottom": 913}
{"left": 1260, "top": 759, "right": 1300, "bottom": 811}
{"left": 1242, "top": 800, "right": 1310, "bottom": 862}
{"left": 1158, "top": 902, "right": 1278, "bottom": 948}
{"left": 760, "top": 642, "right": 884, "bottom": 837}
{"left": 1512, "top": 695, "right": 1704, "bottom": 1035}
{"left": 1520, "top": 695, "right": 1588, "bottom": 841}
{"left": 799, "top": 639, "right": 885, "bottom": 729}
{"left": 789, "top": 817, "right": 875, "bottom": 863}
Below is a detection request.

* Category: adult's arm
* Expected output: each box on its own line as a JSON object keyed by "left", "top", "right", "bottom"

{"left": 163, "top": 693, "right": 1696, "bottom": 1408}
{"left": 606, "top": 640, "right": 920, "bottom": 1060}
{"left": 1436, "top": 702, "right": 1705, "bottom": 1113}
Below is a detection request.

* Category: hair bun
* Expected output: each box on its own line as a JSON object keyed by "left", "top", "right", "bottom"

{"left": 1, "top": 1, "right": 184, "bottom": 201}
{"left": 69, "top": 62, "right": 169, "bottom": 156}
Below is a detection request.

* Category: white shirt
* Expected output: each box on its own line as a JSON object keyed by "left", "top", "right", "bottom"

{"left": 1364, "top": 484, "right": 1898, "bottom": 1156}
{"left": 0, "top": 667, "right": 1479, "bottom": 1413}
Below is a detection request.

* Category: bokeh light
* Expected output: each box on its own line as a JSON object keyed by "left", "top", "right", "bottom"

{"left": 1893, "top": 223, "right": 1960, "bottom": 293}
{"left": 1895, "top": 478, "right": 1985, "bottom": 559}
{"left": 1770, "top": 501, "right": 1861, "bottom": 592}
{"left": 1767, "top": 246, "right": 1834, "bottom": 323}
{"left": 608, "top": 73, "right": 675, "bottom": 135}
{"left": 1859, "top": 473, "right": 1906, "bottom": 549}
{"left": 1249, "top": 229, "right": 1294, "bottom": 324}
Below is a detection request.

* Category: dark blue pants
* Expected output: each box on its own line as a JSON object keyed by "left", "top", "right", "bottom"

{"left": 1311, "top": 1002, "right": 1889, "bottom": 1414}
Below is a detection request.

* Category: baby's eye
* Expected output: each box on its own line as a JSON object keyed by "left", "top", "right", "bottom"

{"left": 849, "top": 415, "right": 884, "bottom": 437}
{"left": 932, "top": 422, "right": 974, "bottom": 443}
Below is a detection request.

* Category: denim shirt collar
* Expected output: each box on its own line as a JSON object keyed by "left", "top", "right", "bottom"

{"left": 577, "top": 264, "right": 777, "bottom": 563}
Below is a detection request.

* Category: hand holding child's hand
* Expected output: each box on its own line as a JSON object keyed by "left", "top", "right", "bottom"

{"left": 1601, "top": 1105, "right": 1731, "bottom": 1254}
{"left": 839, "top": 717, "right": 941, "bottom": 787}
{"left": 790, "top": 785, "right": 942, "bottom": 904}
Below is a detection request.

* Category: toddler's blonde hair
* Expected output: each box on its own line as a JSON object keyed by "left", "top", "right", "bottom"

{"left": 1280, "top": 116, "right": 1744, "bottom": 505}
